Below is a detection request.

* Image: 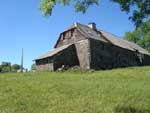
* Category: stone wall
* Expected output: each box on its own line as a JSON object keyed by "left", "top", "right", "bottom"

{"left": 89, "top": 39, "right": 150, "bottom": 70}
{"left": 143, "top": 54, "right": 150, "bottom": 65}
{"left": 36, "top": 63, "right": 54, "bottom": 71}
{"left": 35, "top": 56, "right": 54, "bottom": 71}
{"left": 36, "top": 38, "right": 150, "bottom": 71}
{"left": 53, "top": 44, "right": 79, "bottom": 70}
{"left": 75, "top": 39, "right": 91, "bottom": 69}
{"left": 36, "top": 44, "right": 79, "bottom": 71}
{"left": 90, "top": 39, "right": 113, "bottom": 69}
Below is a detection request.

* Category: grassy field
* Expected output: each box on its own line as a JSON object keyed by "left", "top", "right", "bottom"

{"left": 0, "top": 66, "right": 150, "bottom": 113}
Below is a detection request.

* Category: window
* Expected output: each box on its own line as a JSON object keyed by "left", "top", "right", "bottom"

{"left": 71, "top": 30, "right": 74, "bottom": 37}
{"left": 60, "top": 29, "right": 75, "bottom": 41}
{"left": 65, "top": 31, "right": 72, "bottom": 39}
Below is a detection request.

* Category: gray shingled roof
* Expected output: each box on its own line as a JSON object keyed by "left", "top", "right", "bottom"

{"left": 35, "top": 23, "right": 150, "bottom": 60}
{"left": 35, "top": 44, "right": 72, "bottom": 60}
{"left": 76, "top": 23, "right": 108, "bottom": 43}
{"left": 100, "top": 30, "right": 150, "bottom": 55}
{"left": 76, "top": 23, "right": 150, "bottom": 56}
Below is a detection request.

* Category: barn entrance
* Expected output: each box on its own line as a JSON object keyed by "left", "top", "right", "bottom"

{"left": 53, "top": 44, "right": 80, "bottom": 71}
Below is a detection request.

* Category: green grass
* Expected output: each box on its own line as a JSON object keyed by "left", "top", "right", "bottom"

{"left": 0, "top": 66, "right": 150, "bottom": 113}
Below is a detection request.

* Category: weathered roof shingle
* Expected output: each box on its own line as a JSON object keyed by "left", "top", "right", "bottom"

{"left": 76, "top": 23, "right": 150, "bottom": 56}
{"left": 35, "top": 22, "right": 150, "bottom": 60}
{"left": 35, "top": 44, "right": 72, "bottom": 60}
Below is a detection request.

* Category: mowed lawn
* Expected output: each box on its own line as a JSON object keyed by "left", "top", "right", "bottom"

{"left": 0, "top": 67, "right": 150, "bottom": 113}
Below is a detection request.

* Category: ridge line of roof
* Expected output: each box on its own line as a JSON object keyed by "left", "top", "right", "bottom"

{"left": 76, "top": 23, "right": 150, "bottom": 55}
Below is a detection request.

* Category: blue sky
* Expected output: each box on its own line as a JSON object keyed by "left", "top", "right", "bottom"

{"left": 0, "top": 0, "right": 135, "bottom": 70}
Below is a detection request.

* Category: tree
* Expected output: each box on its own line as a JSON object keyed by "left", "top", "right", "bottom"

{"left": 31, "top": 64, "right": 36, "bottom": 71}
{"left": 112, "top": 0, "right": 150, "bottom": 28}
{"left": 40, "top": 0, "right": 150, "bottom": 27}
{"left": 1, "top": 62, "right": 11, "bottom": 73}
{"left": 40, "top": 0, "right": 99, "bottom": 16}
{"left": 11, "top": 64, "right": 21, "bottom": 72}
{"left": 124, "top": 20, "right": 150, "bottom": 52}
{"left": 0, "top": 65, "right": 1, "bottom": 72}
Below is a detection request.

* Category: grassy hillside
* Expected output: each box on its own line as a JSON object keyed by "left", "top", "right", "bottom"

{"left": 0, "top": 66, "right": 150, "bottom": 113}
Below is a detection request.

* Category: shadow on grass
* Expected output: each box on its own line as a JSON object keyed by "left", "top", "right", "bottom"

{"left": 114, "top": 106, "right": 150, "bottom": 113}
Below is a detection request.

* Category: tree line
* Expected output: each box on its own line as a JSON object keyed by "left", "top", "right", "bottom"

{"left": 124, "top": 20, "right": 150, "bottom": 52}
{"left": 0, "top": 62, "right": 21, "bottom": 73}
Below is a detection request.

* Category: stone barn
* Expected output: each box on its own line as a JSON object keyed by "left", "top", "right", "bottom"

{"left": 34, "top": 22, "right": 150, "bottom": 71}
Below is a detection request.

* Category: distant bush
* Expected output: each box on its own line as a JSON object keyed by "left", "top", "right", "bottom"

{"left": 31, "top": 64, "right": 36, "bottom": 71}
{"left": 0, "top": 65, "right": 1, "bottom": 72}
{"left": 11, "top": 64, "right": 21, "bottom": 72}
{"left": 1, "top": 62, "right": 11, "bottom": 73}
{"left": 0, "top": 62, "right": 21, "bottom": 73}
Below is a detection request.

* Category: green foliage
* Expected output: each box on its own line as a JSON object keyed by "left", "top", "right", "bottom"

{"left": 40, "top": 0, "right": 150, "bottom": 27}
{"left": 40, "top": 0, "right": 56, "bottom": 16}
{"left": 40, "top": 0, "right": 99, "bottom": 16}
{"left": 0, "top": 62, "right": 11, "bottom": 73}
{"left": 31, "top": 64, "right": 36, "bottom": 70}
{"left": 74, "top": 0, "right": 99, "bottom": 13}
{"left": 125, "top": 31, "right": 140, "bottom": 43}
{"left": 0, "top": 66, "right": 150, "bottom": 112}
{"left": 0, "top": 62, "right": 21, "bottom": 73}
{"left": 11, "top": 64, "right": 21, "bottom": 72}
{"left": 125, "top": 20, "right": 150, "bottom": 52}
{"left": 0, "top": 65, "right": 1, "bottom": 72}
{"left": 112, "top": 0, "right": 150, "bottom": 28}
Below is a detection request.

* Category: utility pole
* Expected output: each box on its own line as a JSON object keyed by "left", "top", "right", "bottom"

{"left": 21, "top": 48, "right": 23, "bottom": 72}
